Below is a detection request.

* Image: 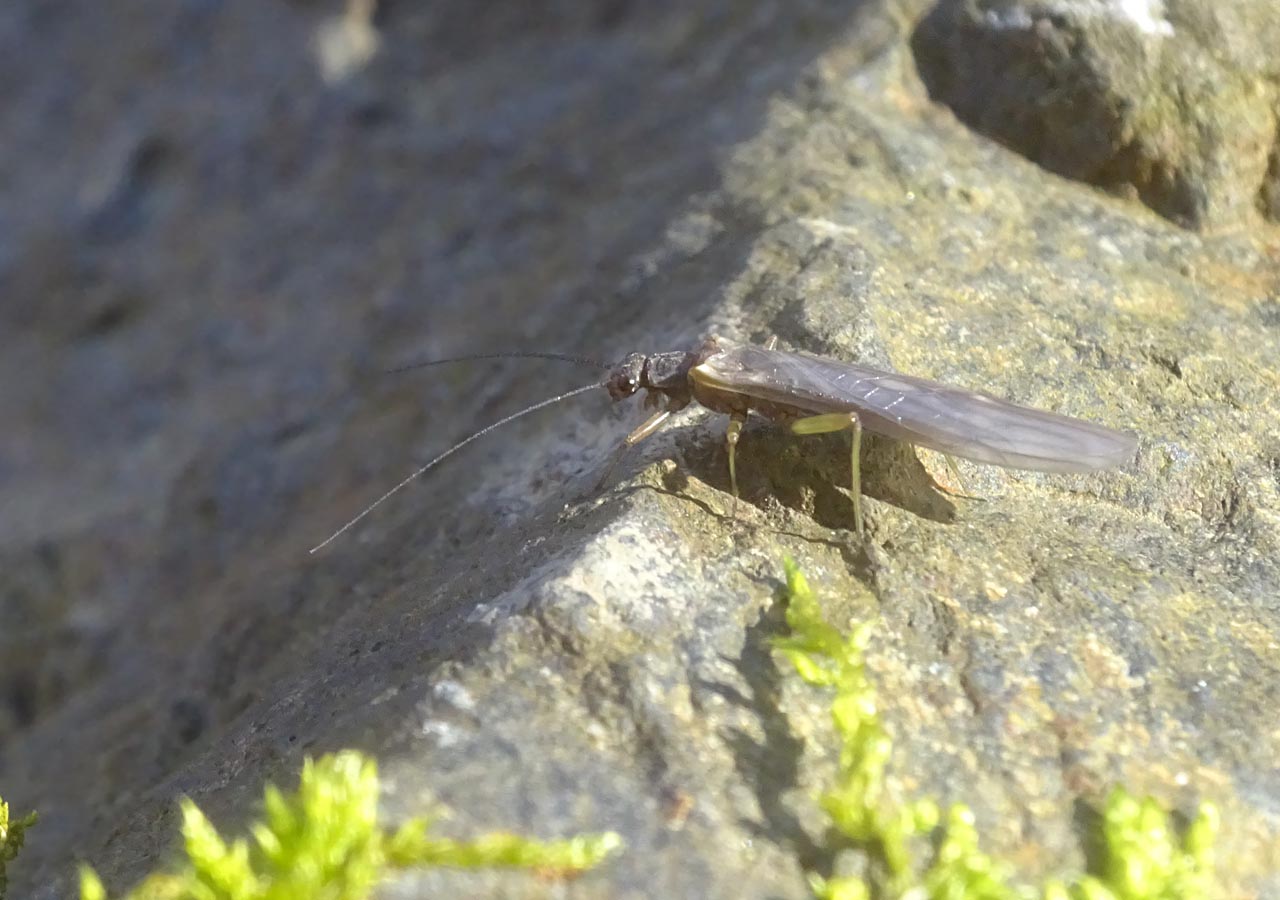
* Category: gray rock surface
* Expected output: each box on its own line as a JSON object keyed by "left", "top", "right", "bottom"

{"left": 2, "top": 0, "right": 1278, "bottom": 897}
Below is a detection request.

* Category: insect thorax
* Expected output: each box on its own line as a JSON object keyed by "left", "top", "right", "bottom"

{"left": 644, "top": 350, "right": 697, "bottom": 392}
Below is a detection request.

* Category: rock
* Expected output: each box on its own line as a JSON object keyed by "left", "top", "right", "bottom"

{"left": 2, "top": 0, "right": 1278, "bottom": 897}
{"left": 912, "top": 0, "right": 1280, "bottom": 230}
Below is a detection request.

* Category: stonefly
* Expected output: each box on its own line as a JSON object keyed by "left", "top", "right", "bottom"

{"left": 310, "top": 335, "right": 1137, "bottom": 552}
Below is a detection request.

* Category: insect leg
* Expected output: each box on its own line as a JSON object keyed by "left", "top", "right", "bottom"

{"left": 936, "top": 454, "right": 972, "bottom": 497}
{"left": 788, "top": 411, "right": 864, "bottom": 535}
{"left": 764, "top": 335, "right": 779, "bottom": 350}
{"left": 726, "top": 413, "right": 747, "bottom": 516}
{"left": 924, "top": 454, "right": 984, "bottom": 501}
{"left": 596, "top": 403, "right": 675, "bottom": 490}
{"left": 944, "top": 454, "right": 964, "bottom": 488}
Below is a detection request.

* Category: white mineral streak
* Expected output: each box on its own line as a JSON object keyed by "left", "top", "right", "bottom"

{"left": 983, "top": 0, "right": 1174, "bottom": 38}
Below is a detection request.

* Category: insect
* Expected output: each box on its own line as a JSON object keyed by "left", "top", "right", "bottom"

{"left": 310, "top": 335, "right": 1137, "bottom": 552}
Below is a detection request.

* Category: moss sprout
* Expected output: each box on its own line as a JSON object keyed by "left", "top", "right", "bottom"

{"left": 776, "top": 558, "right": 1218, "bottom": 900}
{"left": 79, "top": 750, "right": 621, "bottom": 900}
{"left": 0, "top": 795, "right": 38, "bottom": 899}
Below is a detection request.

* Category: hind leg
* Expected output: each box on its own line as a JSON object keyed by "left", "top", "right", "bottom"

{"left": 788, "top": 411, "right": 864, "bottom": 535}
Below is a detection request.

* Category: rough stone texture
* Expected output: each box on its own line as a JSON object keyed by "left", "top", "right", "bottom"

{"left": 912, "top": 0, "right": 1280, "bottom": 230}
{"left": 2, "top": 0, "right": 1279, "bottom": 898}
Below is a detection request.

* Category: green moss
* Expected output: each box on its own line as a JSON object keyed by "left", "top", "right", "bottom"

{"left": 1061, "top": 789, "right": 1218, "bottom": 900}
{"left": 79, "top": 750, "right": 621, "bottom": 900}
{"left": 0, "top": 795, "right": 38, "bottom": 899}
{"left": 776, "top": 558, "right": 1218, "bottom": 900}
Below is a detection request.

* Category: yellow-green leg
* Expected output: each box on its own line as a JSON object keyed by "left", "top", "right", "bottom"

{"left": 726, "top": 413, "right": 746, "bottom": 516}
{"left": 942, "top": 454, "right": 969, "bottom": 495}
{"left": 789, "top": 411, "right": 864, "bottom": 535}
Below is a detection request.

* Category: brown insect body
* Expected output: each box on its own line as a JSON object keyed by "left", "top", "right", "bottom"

{"left": 601, "top": 334, "right": 1136, "bottom": 533}
{"left": 610, "top": 335, "right": 1136, "bottom": 474}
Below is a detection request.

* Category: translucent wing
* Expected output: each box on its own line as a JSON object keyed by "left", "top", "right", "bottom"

{"left": 693, "top": 340, "right": 1137, "bottom": 473}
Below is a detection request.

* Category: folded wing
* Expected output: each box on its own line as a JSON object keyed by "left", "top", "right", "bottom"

{"left": 695, "top": 341, "right": 1137, "bottom": 474}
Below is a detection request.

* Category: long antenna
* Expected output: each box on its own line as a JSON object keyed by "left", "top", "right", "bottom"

{"left": 387, "top": 351, "right": 607, "bottom": 375}
{"left": 310, "top": 380, "right": 605, "bottom": 554}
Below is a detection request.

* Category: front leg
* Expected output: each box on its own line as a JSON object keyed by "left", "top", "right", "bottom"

{"left": 788, "top": 411, "right": 864, "bottom": 535}
{"left": 596, "top": 396, "right": 686, "bottom": 491}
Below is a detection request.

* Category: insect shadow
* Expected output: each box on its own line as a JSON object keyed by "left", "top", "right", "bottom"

{"left": 655, "top": 419, "right": 957, "bottom": 531}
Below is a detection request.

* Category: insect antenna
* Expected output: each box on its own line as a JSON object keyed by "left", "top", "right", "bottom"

{"left": 310, "top": 379, "right": 606, "bottom": 554}
{"left": 387, "top": 351, "right": 608, "bottom": 375}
